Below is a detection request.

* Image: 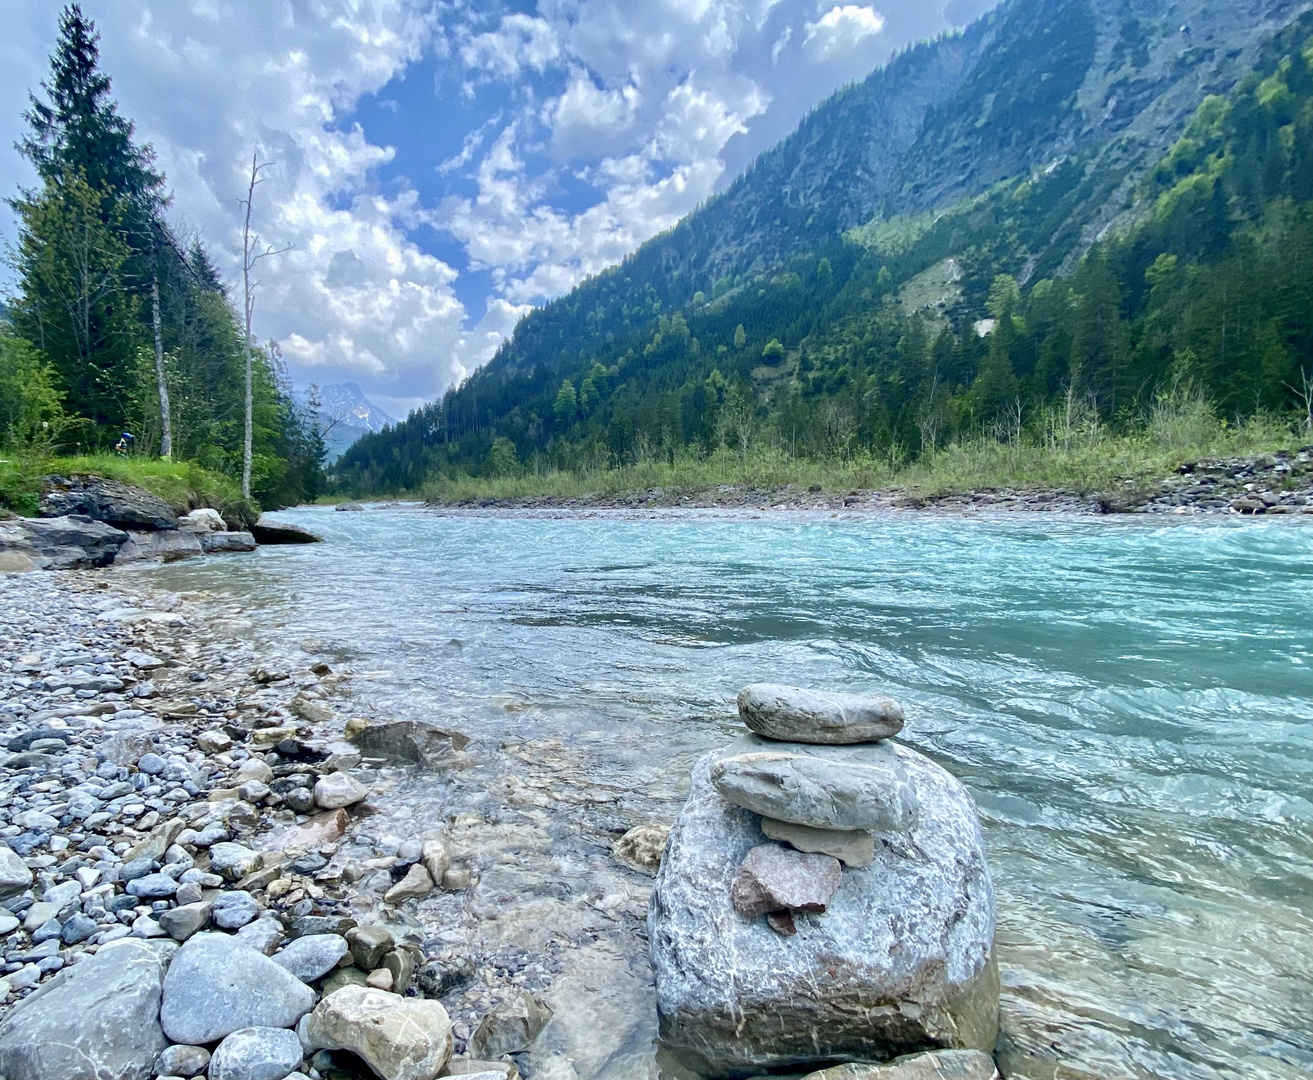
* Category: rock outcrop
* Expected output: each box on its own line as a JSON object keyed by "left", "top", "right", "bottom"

{"left": 40, "top": 475, "right": 178, "bottom": 530}
{"left": 115, "top": 529, "right": 205, "bottom": 563}
{"left": 649, "top": 686, "right": 998, "bottom": 1076}
{"left": 0, "top": 515, "right": 129, "bottom": 569}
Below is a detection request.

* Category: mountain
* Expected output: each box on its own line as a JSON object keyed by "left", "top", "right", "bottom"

{"left": 339, "top": 0, "right": 1313, "bottom": 491}
{"left": 298, "top": 382, "right": 395, "bottom": 461}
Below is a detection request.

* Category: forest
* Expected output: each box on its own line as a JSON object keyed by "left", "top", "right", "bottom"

{"left": 0, "top": 5, "right": 324, "bottom": 514}
{"left": 337, "top": 12, "right": 1313, "bottom": 495}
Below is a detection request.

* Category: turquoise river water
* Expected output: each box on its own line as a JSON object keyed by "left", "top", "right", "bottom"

{"left": 152, "top": 507, "right": 1313, "bottom": 1080}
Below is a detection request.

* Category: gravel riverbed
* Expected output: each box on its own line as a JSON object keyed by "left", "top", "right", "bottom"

{"left": 0, "top": 567, "right": 665, "bottom": 1079}
{"left": 428, "top": 448, "right": 1313, "bottom": 516}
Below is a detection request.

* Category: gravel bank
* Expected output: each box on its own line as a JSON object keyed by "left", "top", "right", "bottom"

{"left": 427, "top": 449, "right": 1313, "bottom": 516}
{"left": 0, "top": 568, "right": 559, "bottom": 1079}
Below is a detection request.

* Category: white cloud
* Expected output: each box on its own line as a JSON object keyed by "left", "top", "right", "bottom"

{"left": 0, "top": 0, "right": 508, "bottom": 405}
{"left": 803, "top": 5, "right": 886, "bottom": 61}
{"left": 549, "top": 67, "right": 642, "bottom": 158}
{"left": 460, "top": 14, "right": 561, "bottom": 81}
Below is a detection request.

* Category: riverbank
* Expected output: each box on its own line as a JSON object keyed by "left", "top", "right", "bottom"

{"left": 0, "top": 556, "right": 706, "bottom": 1079}
{"left": 0, "top": 566, "right": 606, "bottom": 1078}
{"left": 425, "top": 447, "right": 1313, "bottom": 516}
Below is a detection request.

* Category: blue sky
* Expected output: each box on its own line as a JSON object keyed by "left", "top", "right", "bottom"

{"left": 1, "top": 0, "right": 999, "bottom": 418}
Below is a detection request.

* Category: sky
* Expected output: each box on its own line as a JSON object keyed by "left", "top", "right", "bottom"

{"left": 0, "top": 0, "right": 999, "bottom": 420}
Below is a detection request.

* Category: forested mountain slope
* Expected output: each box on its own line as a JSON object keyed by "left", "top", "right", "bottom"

{"left": 339, "top": 0, "right": 1313, "bottom": 491}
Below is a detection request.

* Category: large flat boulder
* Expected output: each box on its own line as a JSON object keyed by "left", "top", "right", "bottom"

{"left": 649, "top": 735, "right": 998, "bottom": 1077}
{"left": 0, "top": 515, "right": 129, "bottom": 569}
{"left": 40, "top": 475, "right": 178, "bottom": 530}
{"left": 115, "top": 529, "right": 204, "bottom": 563}
{"left": 251, "top": 514, "right": 323, "bottom": 544}
{"left": 0, "top": 937, "right": 174, "bottom": 1080}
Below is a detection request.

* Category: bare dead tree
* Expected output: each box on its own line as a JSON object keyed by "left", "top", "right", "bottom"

{"left": 238, "top": 151, "right": 292, "bottom": 499}
{"left": 1287, "top": 367, "right": 1313, "bottom": 433}
{"left": 150, "top": 235, "right": 172, "bottom": 458}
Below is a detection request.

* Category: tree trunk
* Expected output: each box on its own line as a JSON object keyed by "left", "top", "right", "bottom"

{"left": 151, "top": 263, "right": 172, "bottom": 459}
{"left": 241, "top": 151, "right": 257, "bottom": 501}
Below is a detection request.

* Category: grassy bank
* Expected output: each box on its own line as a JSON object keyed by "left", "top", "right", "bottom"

{"left": 0, "top": 453, "right": 256, "bottom": 523}
{"left": 417, "top": 410, "right": 1308, "bottom": 504}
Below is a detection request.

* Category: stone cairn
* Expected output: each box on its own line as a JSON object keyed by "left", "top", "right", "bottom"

{"left": 649, "top": 683, "right": 1001, "bottom": 1077}
{"left": 720, "top": 684, "right": 910, "bottom": 936}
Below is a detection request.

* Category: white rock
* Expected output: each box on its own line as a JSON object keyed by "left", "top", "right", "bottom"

{"left": 298, "top": 985, "right": 453, "bottom": 1080}
{"left": 314, "top": 772, "right": 368, "bottom": 809}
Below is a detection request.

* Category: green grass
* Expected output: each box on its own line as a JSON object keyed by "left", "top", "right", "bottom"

{"left": 0, "top": 452, "right": 257, "bottom": 525}
{"left": 418, "top": 409, "right": 1309, "bottom": 506}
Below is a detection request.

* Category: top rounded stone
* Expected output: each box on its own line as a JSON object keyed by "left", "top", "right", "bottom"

{"left": 738, "top": 684, "right": 905, "bottom": 744}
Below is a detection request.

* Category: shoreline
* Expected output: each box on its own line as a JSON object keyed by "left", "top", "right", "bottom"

{"left": 0, "top": 563, "right": 668, "bottom": 1076}
{"left": 420, "top": 448, "right": 1313, "bottom": 517}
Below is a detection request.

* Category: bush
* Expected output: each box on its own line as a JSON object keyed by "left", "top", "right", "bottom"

{"left": 0, "top": 331, "right": 69, "bottom": 450}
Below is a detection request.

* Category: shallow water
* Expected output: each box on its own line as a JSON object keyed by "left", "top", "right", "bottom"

{"left": 154, "top": 507, "right": 1313, "bottom": 1079}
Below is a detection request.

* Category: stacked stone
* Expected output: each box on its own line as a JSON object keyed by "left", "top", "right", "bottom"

{"left": 716, "top": 684, "right": 908, "bottom": 936}
{"left": 649, "top": 682, "right": 999, "bottom": 1077}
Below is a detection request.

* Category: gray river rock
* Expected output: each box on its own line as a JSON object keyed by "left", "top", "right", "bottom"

{"left": 208, "top": 1026, "right": 306, "bottom": 1080}
{"left": 160, "top": 934, "right": 316, "bottom": 1045}
{"left": 298, "top": 985, "right": 453, "bottom": 1080}
{"left": 710, "top": 738, "right": 918, "bottom": 831}
{"left": 760, "top": 817, "right": 875, "bottom": 867}
{"left": 650, "top": 737, "right": 998, "bottom": 1075}
{"left": 738, "top": 684, "right": 905, "bottom": 744}
{"left": 0, "top": 938, "right": 173, "bottom": 1080}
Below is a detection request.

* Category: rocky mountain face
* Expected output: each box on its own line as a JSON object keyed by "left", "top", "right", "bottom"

{"left": 681, "top": 0, "right": 1312, "bottom": 284}
{"left": 301, "top": 383, "right": 395, "bottom": 461}
{"left": 493, "top": 0, "right": 1312, "bottom": 376}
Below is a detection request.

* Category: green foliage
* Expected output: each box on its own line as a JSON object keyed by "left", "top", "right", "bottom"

{"left": 2, "top": 4, "right": 322, "bottom": 507}
{"left": 488, "top": 436, "right": 520, "bottom": 477}
{"left": 0, "top": 331, "right": 69, "bottom": 448}
{"left": 553, "top": 380, "right": 578, "bottom": 427}
{"left": 762, "top": 338, "right": 785, "bottom": 362}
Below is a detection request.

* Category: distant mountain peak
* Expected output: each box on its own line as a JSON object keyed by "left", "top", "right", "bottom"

{"left": 297, "top": 382, "right": 395, "bottom": 460}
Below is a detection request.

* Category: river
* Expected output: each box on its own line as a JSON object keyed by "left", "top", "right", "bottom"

{"left": 152, "top": 506, "right": 1313, "bottom": 1080}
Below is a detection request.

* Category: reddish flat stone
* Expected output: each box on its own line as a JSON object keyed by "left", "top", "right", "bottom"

{"left": 730, "top": 843, "right": 842, "bottom": 918}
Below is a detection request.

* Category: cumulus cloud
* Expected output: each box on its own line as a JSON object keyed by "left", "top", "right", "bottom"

{"left": 0, "top": 0, "right": 490, "bottom": 408}
{"left": 803, "top": 5, "right": 887, "bottom": 61}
